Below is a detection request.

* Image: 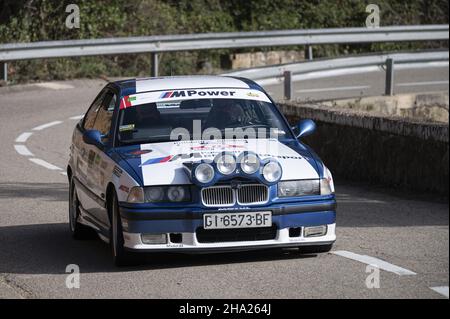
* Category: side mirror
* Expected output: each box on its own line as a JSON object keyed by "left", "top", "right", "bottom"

{"left": 295, "top": 119, "right": 316, "bottom": 138}
{"left": 83, "top": 130, "right": 104, "bottom": 149}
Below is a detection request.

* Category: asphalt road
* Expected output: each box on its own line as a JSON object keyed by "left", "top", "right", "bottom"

{"left": 0, "top": 78, "right": 448, "bottom": 299}
{"left": 264, "top": 63, "right": 449, "bottom": 101}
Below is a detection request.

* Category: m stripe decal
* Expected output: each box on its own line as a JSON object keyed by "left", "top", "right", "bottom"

{"left": 141, "top": 155, "right": 172, "bottom": 166}
{"left": 160, "top": 91, "right": 173, "bottom": 99}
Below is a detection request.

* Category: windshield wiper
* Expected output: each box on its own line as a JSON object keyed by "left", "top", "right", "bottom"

{"left": 237, "top": 124, "right": 272, "bottom": 129}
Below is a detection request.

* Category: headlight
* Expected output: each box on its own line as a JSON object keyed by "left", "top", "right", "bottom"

{"left": 127, "top": 187, "right": 144, "bottom": 203}
{"left": 320, "top": 178, "right": 334, "bottom": 195}
{"left": 145, "top": 187, "right": 164, "bottom": 202}
{"left": 240, "top": 153, "right": 260, "bottom": 174}
{"left": 216, "top": 153, "right": 236, "bottom": 175}
{"left": 262, "top": 161, "right": 282, "bottom": 183}
{"left": 167, "top": 186, "right": 187, "bottom": 202}
{"left": 194, "top": 163, "right": 215, "bottom": 184}
{"left": 278, "top": 180, "right": 320, "bottom": 197}
{"left": 144, "top": 186, "right": 191, "bottom": 202}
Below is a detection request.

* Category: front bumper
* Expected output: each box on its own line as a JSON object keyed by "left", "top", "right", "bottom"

{"left": 119, "top": 200, "right": 336, "bottom": 252}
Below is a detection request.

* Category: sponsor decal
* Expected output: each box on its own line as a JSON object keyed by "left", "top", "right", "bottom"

{"left": 119, "top": 185, "right": 130, "bottom": 193}
{"left": 173, "top": 139, "right": 248, "bottom": 146}
{"left": 156, "top": 102, "right": 180, "bottom": 109}
{"left": 246, "top": 92, "right": 259, "bottom": 97}
{"left": 127, "top": 149, "right": 152, "bottom": 156}
{"left": 159, "top": 90, "right": 236, "bottom": 99}
{"left": 166, "top": 243, "right": 184, "bottom": 248}
{"left": 87, "top": 150, "right": 95, "bottom": 166}
{"left": 190, "top": 144, "right": 245, "bottom": 151}
{"left": 94, "top": 153, "right": 101, "bottom": 166}
{"left": 113, "top": 166, "right": 123, "bottom": 178}
{"left": 119, "top": 124, "right": 135, "bottom": 132}
{"left": 100, "top": 160, "right": 108, "bottom": 170}
{"left": 141, "top": 151, "right": 302, "bottom": 166}
{"left": 218, "top": 207, "right": 251, "bottom": 211}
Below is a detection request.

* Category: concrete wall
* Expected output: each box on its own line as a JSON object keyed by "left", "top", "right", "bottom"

{"left": 279, "top": 102, "right": 449, "bottom": 196}
{"left": 322, "top": 92, "right": 449, "bottom": 123}
{"left": 230, "top": 50, "right": 305, "bottom": 69}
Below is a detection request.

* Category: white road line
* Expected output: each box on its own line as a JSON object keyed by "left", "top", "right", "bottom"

{"left": 430, "top": 286, "right": 449, "bottom": 298}
{"left": 69, "top": 115, "right": 84, "bottom": 120}
{"left": 29, "top": 158, "right": 62, "bottom": 171}
{"left": 60, "top": 172, "right": 68, "bottom": 176}
{"left": 396, "top": 80, "right": 449, "bottom": 87}
{"left": 15, "top": 132, "right": 33, "bottom": 143}
{"left": 332, "top": 250, "right": 417, "bottom": 276}
{"left": 14, "top": 145, "right": 34, "bottom": 157}
{"left": 32, "top": 121, "right": 63, "bottom": 131}
{"left": 296, "top": 85, "right": 370, "bottom": 93}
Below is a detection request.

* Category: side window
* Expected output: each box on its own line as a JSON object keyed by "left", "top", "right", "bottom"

{"left": 83, "top": 91, "right": 105, "bottom": 130}
{"left": 92, "top": 91, "right": 116, "bottom": 143}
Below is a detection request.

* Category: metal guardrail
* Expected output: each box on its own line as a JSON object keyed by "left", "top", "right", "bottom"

{"left": 224, "top": 51, "right": 449, "bottom": 98}
{"left": 0, "top": 25, "right": 448, "bottom": 81}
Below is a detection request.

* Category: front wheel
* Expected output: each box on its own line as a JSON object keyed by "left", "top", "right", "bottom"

{"left": 110, "top": 190, "right": 142, "bottom": 267}
{"left": 298, "top": 244, "right": 333, "bottom": 254}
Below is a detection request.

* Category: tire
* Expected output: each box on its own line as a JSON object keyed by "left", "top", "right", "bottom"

{"left": 69, "top": 178, "right": 96, "bottom": 240}
{"left": 298, "top": 244, "right": 333, "bottom": 254}
{"left": 110, "top": 190, "right": 142, "bottom": 267}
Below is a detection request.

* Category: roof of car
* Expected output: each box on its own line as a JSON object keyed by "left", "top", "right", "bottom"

{"left": 113, "top": 75, "right": 263, "bottom": 96}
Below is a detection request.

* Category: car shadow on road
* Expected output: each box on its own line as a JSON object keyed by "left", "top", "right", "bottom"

{"left": 0, "top": 182, "right": 67, "bottom": 202}
{"left": 0, "top": 223, "right": 318, "bottom": 275}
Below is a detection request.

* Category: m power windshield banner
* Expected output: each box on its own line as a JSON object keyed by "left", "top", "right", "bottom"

{"left": 119, "top": 89, "right": 271, "bottom": 109}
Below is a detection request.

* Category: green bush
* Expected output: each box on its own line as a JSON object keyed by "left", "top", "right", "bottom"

{"left": 0, "top": 0, "right": 448, "bottom": 83}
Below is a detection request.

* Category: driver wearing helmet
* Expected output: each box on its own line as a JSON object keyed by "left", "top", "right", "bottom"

{"left": 206, "top": 99, "right": 244, "bottom": 129}
{"left": 135, "top": 103, "right": 162, "bottom": 128}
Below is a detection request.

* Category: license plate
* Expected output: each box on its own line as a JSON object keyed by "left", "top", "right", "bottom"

{"left": 203, "top": 211, "right": 272, "bottom": 229}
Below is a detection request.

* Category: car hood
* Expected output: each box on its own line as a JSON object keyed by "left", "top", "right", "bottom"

{"left": 115, "top": 139, "right": 320, "bottom": 186}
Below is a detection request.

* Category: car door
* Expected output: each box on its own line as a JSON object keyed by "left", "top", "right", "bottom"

{"left": 84, "top": 89, "right": 117, "bottom": 227}
{"left": 73, "top": 89, "right": 107, "bottom": 228}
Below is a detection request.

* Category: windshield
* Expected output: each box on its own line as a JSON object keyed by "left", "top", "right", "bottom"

{"left": 117, "top": 98, "right": 292, "bottom": 145}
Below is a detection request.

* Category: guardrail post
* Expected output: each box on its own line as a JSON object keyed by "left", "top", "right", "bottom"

{"left": 283, "top": 70, "right": 292, "bottom": 100}
{"left": 151, "top": 53, "right": 159, "bottom": 77}
{"left": 306, "top": 46, "right": 313, "bottom": 60}
{"left": 385, "top": 58, "right": 395, "bottom": 96}
{"left": 1, "top": 62, "right": 7, "bottom": 82}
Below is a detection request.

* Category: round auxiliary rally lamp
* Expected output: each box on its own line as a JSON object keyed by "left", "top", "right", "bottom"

{"left": 185, "top": 151, "right": 283, "bottom": 187}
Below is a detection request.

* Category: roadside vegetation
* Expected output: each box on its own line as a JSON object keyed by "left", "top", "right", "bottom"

{"left": 0, "top": 0, "right": 448, "bottom": 83}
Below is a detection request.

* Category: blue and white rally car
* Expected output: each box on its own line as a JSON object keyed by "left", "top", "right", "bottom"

{"left": 67, "top": 76, "right": 336, "bottom": 266}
